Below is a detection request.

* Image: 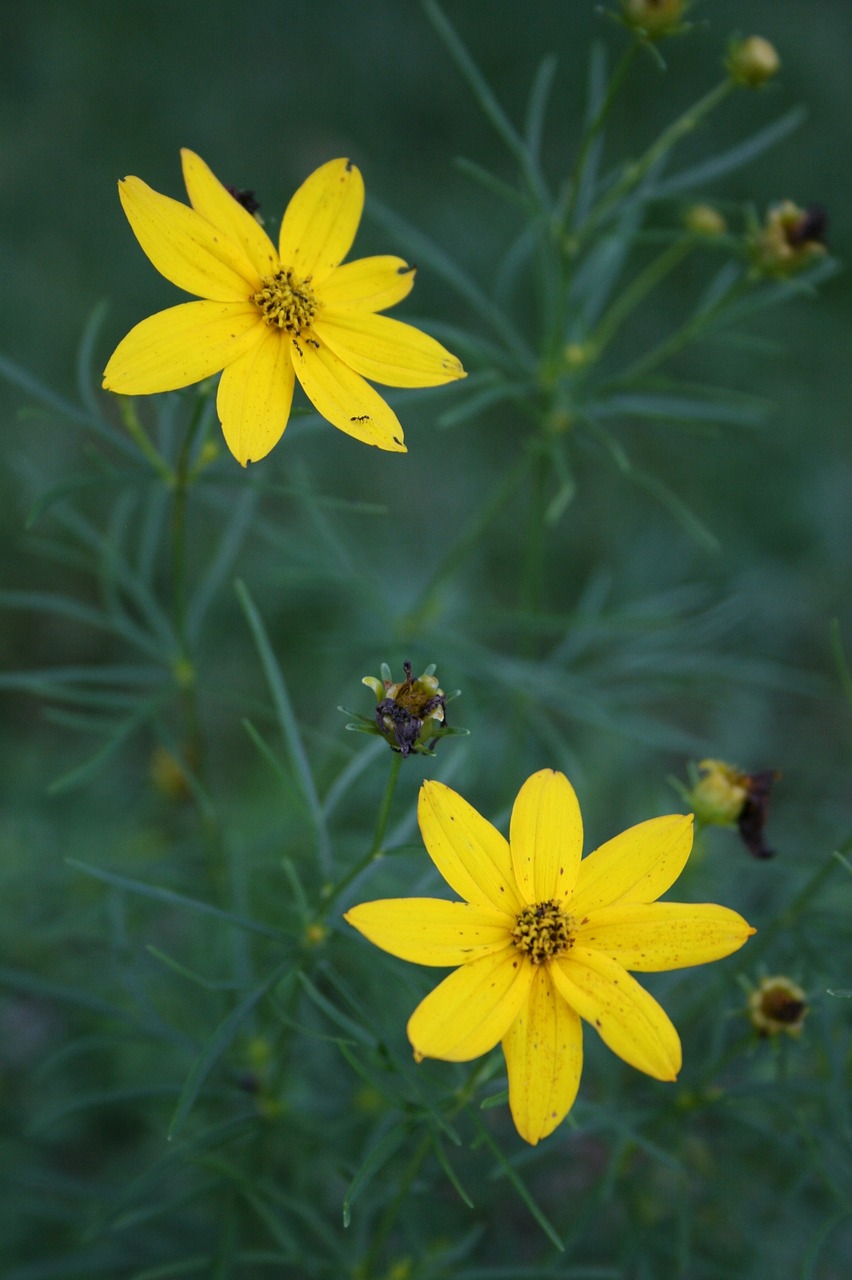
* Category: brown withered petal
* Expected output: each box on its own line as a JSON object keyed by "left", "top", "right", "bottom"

{"left": 736, "top": 769, "right": 780, "bottom": 859}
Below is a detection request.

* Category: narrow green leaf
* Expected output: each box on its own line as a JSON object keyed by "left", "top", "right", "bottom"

{"left": 525, "top": 53, "right": 558, "bottom": 164}
{"left": 168, "top": 958, "right": 292, "bottom": 1139}
{"left": 146, "top": 946, "right": 244, "bottom": 992}
{"left": 432, "top": 1131, "right": 475, "bottom": 1208}
{"left": 67, "top": 859, "right": 287, "bottom": 940}
{"left": 342, "top": 1121, "right": 410, "bottom": 1227}
{"left": 470, "top": 1115, "right": 564, "bottom": 1251}
{"left": 422, "top": 0, "right": 550, "bottom": 207}
{"left": 235, "top": 578, "right": 332, "bottom": 876}
{"left": 652, "top": 106, "right": 808, "bottom": 198}
{"left": 0, "top": 351, "right": 136, "bottom": 458}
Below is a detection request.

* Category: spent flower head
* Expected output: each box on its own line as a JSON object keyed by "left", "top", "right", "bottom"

{"left": 344, "top": 661, "right": 465, "bottom": 758}
{"left": 750, "top": 201, "right": 829, "bottom": 278}
{"left": 748, "top": 975, "right": 808, "bottom": 1038}
{"left": 103, "top": 151, "right": 466, "bottom": 465}
{"left": 346, "top": 769, "right": 754, "bottom": 1144}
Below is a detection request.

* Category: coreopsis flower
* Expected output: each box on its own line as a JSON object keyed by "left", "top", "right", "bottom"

{"left": 345, "top": 769, "right": 754, "bottom": 1145}
{"left": 748, "top": 975, "right": 808, "bottom": 1038}
{"left": 103, "top": 151, "right": 466, "bottom": 465}
{"left": 751, "top": 201, "right": 829, "bottom": 278}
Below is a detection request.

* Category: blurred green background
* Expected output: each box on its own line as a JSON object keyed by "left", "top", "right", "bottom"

{"left": 1, "top": 1, "right": 851, "bottom": 1276}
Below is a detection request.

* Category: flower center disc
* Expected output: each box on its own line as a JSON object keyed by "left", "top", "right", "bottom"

{"left": 253, "top": 268, "right": 319, "bottom": 334}
{"left": 512, "top": 900, "right": 574, "bottom": 965}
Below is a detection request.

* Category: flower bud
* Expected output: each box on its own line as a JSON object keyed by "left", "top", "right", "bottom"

{"left": 748, "top": 976, "right": 808, "bottom": 1038}
{"left": 684, "top": 758, "right": 779, "bottom": 858}
{"left": 751, "top": 201, "right": 828, "bottom": 277}
{"left": 727, "top": 36, "right": 780, "bottom": 87}
{"left": 620, "top": 0, "right": 686, "bottom": 39}
{"left": 684, "top": 204, "right": 727, "bottom": 237}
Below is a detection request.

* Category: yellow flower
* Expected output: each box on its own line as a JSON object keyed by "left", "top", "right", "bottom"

{"left": 103, "top": 151, "right": 466, "bottom": 466}
{"left": 345, "top": 769, "right": 755, "bottom": 1145}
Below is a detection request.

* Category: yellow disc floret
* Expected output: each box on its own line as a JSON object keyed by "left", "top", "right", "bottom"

{"left": 512, "top": 900, "right": 574, "bottom": 965}
{"left": 253, "top": 267, "right": 319, "bottom": 334}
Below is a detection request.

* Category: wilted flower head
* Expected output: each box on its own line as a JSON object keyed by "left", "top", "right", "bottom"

{"left": 365, "top": 662, "right": 447, "bottom": 758}
{"left": 751, "top": 201, "right": 829, "bottom": 277}
{"left": 103, "top": 151, "right": 465, "bottom": 466}
{"left": 620, "top": 0, "right": 687, "bottom": 40}
{"left": 682, "top": 759, "right": 779, "bottom": 859}
{"left": 344, "top": 662, "right": 465, "bottom": 758}
{"left": 727, "top": 35, "right": 781, "bottom": 87}
{"left": 748, "top": 975, "right": 808, "bottom": 1037}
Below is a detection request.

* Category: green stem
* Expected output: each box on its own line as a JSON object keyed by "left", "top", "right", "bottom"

{"left": 575, "top": 78, "right": 735, "bottom": 247}
{"left": 172, "top": 396, "right": 208, "bottom": 661}
{"left": 589, "top": 237, "right": 694, "bottom": 357}
{"left": 360, "top": 1130, "right": 432, "bottom": 1276}
{"left": 562, "top": 40, "right": 640, "bottom": 233}
{"left": 118, "top": 398, "right": 173, "bottom": 482}
{"left": 607, "top": 273, "right": 749, "bottom": 385}
{"left": 318, "top": 750, "right": 403, "bottom": 917}
{"left": 412, "top": 450, "right": 534, "bottom": 624}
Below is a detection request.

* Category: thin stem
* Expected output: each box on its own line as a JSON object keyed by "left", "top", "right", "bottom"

{"left": 318, "top": 750, "right": 403, "bottom": 917}
{"left": 360, "top": 1130, "right": 432, "bottom": 1276}
{"left": 588, "top": 237, "right": 694, "bottom": 357}
{"left": 607, "top": 273, "right": 749, "bottom": 386}
{"left": 562, "top": 40, "right": 640, "bottom": 233}
{"left": 172, "top": 396, "right": 208, "bottom": 662}
{"left": 412, "top": 450, "right": 535, "bottom": 622}
{"left": 576, "top": 79, "right": 735, "bottom": 247}
{"left": 118, "top": 398, "right": 173, "bottom": 482}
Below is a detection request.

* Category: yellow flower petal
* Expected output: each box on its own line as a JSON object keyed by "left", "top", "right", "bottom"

{"left": 502, "top": 967, "right": 583, "bottom": 1146}
{"left": 417, "top": 780, "right": 523, "bottom": 917}
{"left": 102, "top": 301, "right": 262, "bottom": 394}
{"left": 408, "top": 949, "right": 533, "bottom": 1062}
{"left": 216, "top": 327, "right": 295, "bottom": 466}
{"left": 278, "top": 158, "right": 364, "bottom": 285}
{"left": 509, "top": 769, "right": 583, "bottom": 905}
{"left": 316, "top": 255, "right": 416, "bottom": 313}
{"left": 290, "top": 334, "right": 406, "bottom": 451}
{"left": 313, "top": 311, "right": 466, "bottom": 388}
{"left": 571, "top": 814, "right": 694, "bottom": 916}
{"left": 344, "top": 898, "right": 512, "bottom": 966}
{"left": 552, "top": 948, "right": 682, "bottom": 1081}
{"left": 180, "top": 149, "right": 278, "bottom": 281}
{"left": 118, "top": 176, "right": 258, "bottom": 301}
{"left": 574, "top": 902, "right": 756, "bottom": 971}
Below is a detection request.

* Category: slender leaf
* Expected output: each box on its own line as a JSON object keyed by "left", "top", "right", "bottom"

{"left": 67, "top": 859, "right": 288, "bottom": 940}
{"left": 235, "top": 578, "right": 332, "bottom": 876}
{"left": 168, "top": 958, "right": 292, "bottom": 1139}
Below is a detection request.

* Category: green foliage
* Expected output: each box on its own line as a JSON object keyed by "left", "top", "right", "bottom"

{"left": 2, "top": 3, "right": 851, "bottom": 1278}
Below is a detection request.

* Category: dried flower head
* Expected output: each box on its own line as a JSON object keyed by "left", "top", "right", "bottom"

{"left": 751, "top": 201, "right": 829, "bottom": 277}
{"left": 748, "top": 976, "right": 808, "bottom": 1037}
{"left": 344, "top": 662, "right": 466, "bottom": 758}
